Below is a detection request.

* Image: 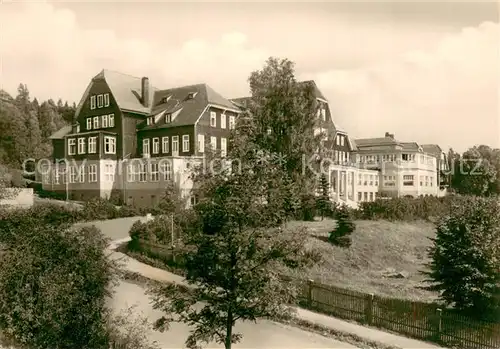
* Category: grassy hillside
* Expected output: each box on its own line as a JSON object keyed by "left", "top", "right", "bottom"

{"left": 285, "top": 219, "right": 439, "bottom": 303}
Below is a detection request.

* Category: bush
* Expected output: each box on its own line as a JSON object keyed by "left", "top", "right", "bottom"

{"left": 356, "top": 195, "right": 468, "bottom": 222}
{"left": 328, "top": 204, "right": 355, "bottom": 247}
{"left": 299, "top": 193, "right": 317, "bottom": 221}
{"left": 0, "top": 223, "right": 118, "bottom": 349}
{"left": 425, "top": 196, "right": 500, "bottom": 320}
{"left": 80, "top": 197, "right": 120, "bottom": 221}
{"left": 119, "top": 204, "right": 142, "bottom": 218}
{"left": 128, "top": 215, "right": 176, "bottom": 245}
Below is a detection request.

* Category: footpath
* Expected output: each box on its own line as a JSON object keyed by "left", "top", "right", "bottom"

{"left": 109, "top": 237, "right": 446, "bottom": 349}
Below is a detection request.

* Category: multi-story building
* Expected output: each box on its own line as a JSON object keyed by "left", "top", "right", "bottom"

{"left": 353, "top": 132, "right": 444, "bottom": 198}
{"left": 40, "top": 69, "right": 240, "bottom": 207}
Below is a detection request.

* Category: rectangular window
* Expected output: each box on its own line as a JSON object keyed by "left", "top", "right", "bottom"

{"left": 53, "top": 168, "right": 59, "bottom": 184}
{"left": 69, "top": 166, "right": 77, "bottom": 183}
{"left": 93, "top": 116, "right": 99, "bottom": 129}
{"left": 108, "top": 114, "right": 114, "bottom": 127}
{"left": 68, "top": 138, "right": 76, "bottom": 155}
{"left": 88, "top": 137, "right": 97, "bottom": 154}
{"left": 150, "top": 163, "right": 159, "bottom": 182}
{"left": 321, "top": 108, "right": 326, "bottom": 121}
{"left": 104, "top": 164, "right": 115, "bottom": 182}
{"left": 358, "top": 192, "right": 362, "bottom": 202}
{"left": 369, "top": 192, "right": 374, "bottom": 201}
{"left": 77, "top": 138, "right": 86, "bottom": 154}
{"left": 162, "top": 137, "right": 169, "bottom": 153}
{"left": 161, "top": 160, "right": 172, "bottom": 181}
{"left": 90, "top": 95, "right": 96, "bottom": 110}
{"left": 336, "top": 135, "right": 340, "bottom": 146}
{"left": 165, "top": 113, "right": 172, "bottom": 123}
{"left": 88, "top": 164, "right": 97, "bottom": 182}
{"left": 172, "top": 136, "right": 179, "bottom": 154}
{"left": 221, "top": 114, "right": 226, "bottom": 129}
{"left": 97, "top": 94, "right": 103, "bottom": 108}
{"left": 104, "top": 93, "right": 110, "bottom": 107}
{"left": 76, "top": 165, "right": 85, "bottom": 183}
{"left": 104, "top": 136, "right": 116, "bottom": 154}
{"left": 102, "top": 114, "right": 109, "bottom": 128}
{"left": 198, "top": 134, "right": 205, "bottom": 153}
{"left": 221, "top": 137, "right": 227, "bottom": 157}
{"left": 358, "top": 173, "right": 362, "bottom": 185}
{"left": 142, "top": 139, "right": 150, "bottom": 155}
{"left": 139, "top": 164, "right": 147, "bottom": 182}
{"left": 127, "top": 163, "right": 136, "bottom": 182}
{"left": 76, "top": 125, "right": 80, "bottom": 133}
{"left": 210, "top": 111, "right": 216, "bottom": 127}
{"left": 86, "top": 118, "right": 92, "bottom": 130}
{"left": 211, "top": 136, "right": 217, "bottom": 150}
{"left": 229, "top": 115, "right": 235, "bottom": 129}
{"left": 152, "top": 137, "right": 160, "bottom": 154}
{"left": 430, "top": 176, "right": 434, "bottom": 187}
{"left": 182, "top": 135, "right": 190, "bottom": 152}
{"left": 403, "top": 175, "right": 413, "bottom": 186}
{"left": 363, "top": 192, "right": 368, "bottom": 201}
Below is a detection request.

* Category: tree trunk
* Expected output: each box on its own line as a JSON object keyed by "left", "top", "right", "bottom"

{"left": 225, "top": 309, "right": 233, "bottom": 349}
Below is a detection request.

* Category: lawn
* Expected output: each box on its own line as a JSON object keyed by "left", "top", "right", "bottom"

{"left": 284, "top": 219, "right": 439, "bottom": 303}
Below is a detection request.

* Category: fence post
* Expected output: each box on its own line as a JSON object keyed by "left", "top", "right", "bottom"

{"left": 307, "top": 279, "right": 313, "bottom": 308}
{"left": 364, "top": 293, "right": 374, "bottom": 325}
{"left": 436, "top": 308, "right": 442, "bottom": 342}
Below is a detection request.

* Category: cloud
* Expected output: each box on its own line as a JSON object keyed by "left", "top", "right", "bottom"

{"left": 0, "top": 2, "right": 267, "bottom": 102}
{"left": 0, "top": 2, "right": 497, "bottom": 152}
{"left": 306, "top": 21, "right": 500, "bottom": 152}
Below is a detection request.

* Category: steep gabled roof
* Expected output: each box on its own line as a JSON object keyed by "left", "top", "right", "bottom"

{"left": 74, "top": 69, "right": 158, "bottom": 119}
{"left": 421, "top": 144, "right": 442, "bottom": 156}
{"left": 49, "top": 125, "right": 72, "bottom": 139}
{"left": 401, "top": 142, "right": 421, "bottom": 151}
{"left": 299, "top": 80, "right": 327, "bottom": 100}
{"left": 140, "top": 84, "right": 238, "bottom": 130}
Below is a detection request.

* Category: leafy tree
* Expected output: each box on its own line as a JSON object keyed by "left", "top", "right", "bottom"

{"left": 149, "top": 124, "right": 320, "bottom": 349}
{"left": 451, "top": 147, "right": 497, "bottom": 196}
{"left": 0, "top": 220, "right": 119, "bottom": 348}
{"left": 316, "top": 173, "right": 331, "bottom": 220}
{"left": 424, "top": 196, "right": 500, "bottom": 320}
{"left": 247, "top": 57, "right": 324, "bottom": 204}
{"left": 328, "top": 204, "right": 355, "bottom": 247}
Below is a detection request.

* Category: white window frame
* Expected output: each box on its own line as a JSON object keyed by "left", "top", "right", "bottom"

{"left": 93, "top": 116, "right": 99, "bottom": 129}
{"left": 88, "top": 164, "right": 97, "bottom": 182}
{"left": 77, "top": 138, "right": 86, "bottom": 154}
{"left": 86, "top": 118, "right": 92, "bottom": 130}
{"left": 162, "top": 137, "right": 169, "bottom": 153}
{"left": 210, "top": 136, "right": 217, "bottom": 150}
{"left": 165, "top": 113, "right": 172, "bottom": 123}
{"left": 221, "top": 137, "right": 227, "bottom": 157}
{"left": 104, "top": 164, "right": 115, "bottom": 182}
{"left": 172, "top": 136, "right": 179, "bottom": 154}
{"left": 161, "top": 161, "right": 172, "bottom": 181}
{"left": 142, "top": 139, "right": 150, "bottom": 155}
{"left": 109, "top": 114, "right": 114, "bottom": 127}
{"left": 97, "top": 94, "right": 103, "bottom": 108}
{"left": 53, "top": 168, "right": 59, "bottom": 184}
{"left": 340, "top": 136, "right": 345, "bottom": 146}
{"left": 88, "top": 137, "right": 97, "bottom": 154}
{"left": 152, "top": 137, "right": 160, "bottom": 154}
{"left": 229, "top": 115, "right": 235, "bottom": 130}
{"left": 77, "top": 165, "right": 85, "bottom": 183}
{"left": 102, "top": 114, "right": 109, "bottom": 128}
{"left": 69, "top": 166, "right": 77, "bottom": 183}
{"left": 67, "top": 138, "right": 76, "bottom": 155}
{"left": 150, "top": 163, "right": 159, "bottom": 182}
{"left": 182, "top": 134, "right": 190, "bottom": 152}
{"left": 321, "top": 108, "right": 326, "bottom": 121}
{"left": 90, "top": 95, "right": 96, "bottom": 110}
{"left": 336, "top": 135, "right": 341, "bottom": 146}
{"left": 210, "top": 111, "right": 216, "bottom": 127}
{"left": 221, "top": 114, "right": 226, "bottom": 129}
{"left": 139, "top": 164, "right": 147, "bottom": 182}
{"left": 104, "top": 93, "right": 110, "bottom": 107}
{"left": 198, "top": 134, "right": 205, "bottom": 153}
{"left": 104, "top": 136, "right": 116, "bottom": 154}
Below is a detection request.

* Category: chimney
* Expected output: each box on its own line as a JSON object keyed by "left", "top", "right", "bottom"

{"left": 385, "top": 132, "right": 394, "bottom": 139}
{"left": 141, "top": 77, "right": 149, "bottom": 107}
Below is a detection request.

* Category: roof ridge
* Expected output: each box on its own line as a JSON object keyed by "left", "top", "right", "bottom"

{"left": 101, "top": 68, "right": 144, "bottom": 80}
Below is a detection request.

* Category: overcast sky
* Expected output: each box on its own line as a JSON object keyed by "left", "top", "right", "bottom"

{"left": 1, "top": 1, "right": 498, "bottom": 152}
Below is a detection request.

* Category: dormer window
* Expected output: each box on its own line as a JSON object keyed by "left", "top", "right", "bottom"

{"left": 162, "top": 95, "right": 171, "bottom": 104}
{"left": 165, "top": 113, "right": 172, "bottom": 123}
{"left": 187, "top": 92, "right": 198, "bottom": 99}
{"left": 146, "top": 117, "right": 154, "bottom": 126}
